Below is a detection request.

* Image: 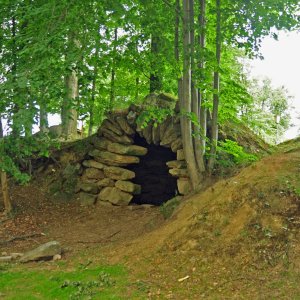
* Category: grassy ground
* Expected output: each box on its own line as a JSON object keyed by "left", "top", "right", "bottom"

{"left": 0, "top": 263, "right": 147, "bottom": 300}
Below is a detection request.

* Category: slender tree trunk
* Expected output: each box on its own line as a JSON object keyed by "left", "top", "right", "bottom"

{"left": 208, "top": 0, "right": 221, "bottom": 174}
{"left": 62, "top": 69, "right": 78, "bottom": 139}
{"left": 24, "top": 100, "right": 33, "bottom": 137}
{"left": 175, "top": 0, "right": 181, "bottom": 99}
{"left": 1, "top": 171, "right": 12, "bottom": 214}
{"left": 189, "top": 0, "right": 205, "bottom": 173}
{"left": 135, "top": 77, "right": 140, "bottom": 102}
{"left": 150, "top": 35, "right": 162, "bottom": 93}
{"left": 88, "top": 46, "right": 100, "bottom": 136}
{"left": 180, "top": 0, "right": 201, "bottom": 189}
{"left": 0, "top": 118, "right": 12, "bottom": 213}
{"left": 198, "top": 0, "right": 207, "bottom": 157}
{"left": 40, "top": 101, "right": 48, "bottom": 133}
{"left": 110, "top": 28, "right": 118, "bottom": 109}
{"left": 0, "top": 121, "right": 12, "bottom": 213}
{"left": 88, "top": 77, "right": 96, "bottom": 137}
{"left": 0, "top": 117, "right": 3, "bottom": 138}
{"left": 11, "top": 15, "right": 20, "bottom": 137}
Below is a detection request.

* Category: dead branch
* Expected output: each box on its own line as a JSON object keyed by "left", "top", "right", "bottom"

{"left": 76, "top": 230, "right": 121, "bottom": 244}
{"left": 0, "top": 233, "right": 45, "bottom": 245}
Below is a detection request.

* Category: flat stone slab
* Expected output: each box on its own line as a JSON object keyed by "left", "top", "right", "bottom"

{"left": 20, "top": 241, "right": 62, "bottom": 263}
{"left": 89, "top": 149, "right": 139, "bottom": 166}
{"left": 0, "top": 256, "right": 13, "bottom": 263}
{"left": 82, "top": 160, "right": 106, "bottom": 170}
{"left": 107, "top": 143, "right": 147, "bottom": 156}
{"left": 115, "top": 180, "right": 141, "bottom": 194}
{"left": 115, "top": 116, "right": 135, "bottom": 135}
{"left": 82, "top": 168, "right": 105, "bottom": 180}
{"left": 104, "top": 166, "right": 135, "bottom": 180}
{"left": 166, "top": 160, "right": 187, "bottom": 169}
{"left": 169, "top": 168, "right": 189, "bottom": 178}
{"left": 98, "top": 187, "right": 133, "bottom": 206}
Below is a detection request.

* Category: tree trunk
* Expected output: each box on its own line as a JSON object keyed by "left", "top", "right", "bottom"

{"left": 88, "top": 72, "right": 96, "bottom": 136}
{"left": 208, "top": 0, "right": 221, "bottom": 175}
{"left": 198, "top": 0, "right": 207, "bottom": 157}
{"left": 0, "top": 117, "right": 3, "bottom": 138}
{"left": 110, "top": 28, "right": 118, "bottom": 109}
{"left": 11, "top": 15, "right": 20, "bottom": 137}
{"left": 175, "top": 0, "right": 180, "bottom": 63}
{"left": 40, "top": 101, "right": 48, "bottom": 133}
{"left": 180, "top": 0, "right": 201, "bottom": 189}
{"left": 88, "top": 45, "right": 100, "bottom": 136}
{"left": 150, "top": 35, "right": 162, "bottom": 93}
{"left": 189, "top": 0, "right": 205, "bottom": 173}
{"left": 1, "top": 171, "right": 12, "bottom": 214}
{"left": 62, "top": 69, "right": 78, "bottom": 139}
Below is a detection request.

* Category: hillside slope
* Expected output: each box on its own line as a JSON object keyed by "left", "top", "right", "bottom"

{"left": 111, "top": 139, "right": 300, "bottom": 298}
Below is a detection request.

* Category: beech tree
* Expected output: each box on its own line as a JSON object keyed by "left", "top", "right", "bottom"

{"left": 0, "top": 0, "right": 299, "bottom": 198}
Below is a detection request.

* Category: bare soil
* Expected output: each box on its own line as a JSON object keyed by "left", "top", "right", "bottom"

{"left": 1, "top": 139, "right": 300, "bottom": 299}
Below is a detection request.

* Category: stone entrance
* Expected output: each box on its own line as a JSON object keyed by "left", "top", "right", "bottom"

{"left": 128, "top": 135, "right": 177, "bottom": 205}
{"left": 78, "top": 93, "right": 192, "bottom": 206}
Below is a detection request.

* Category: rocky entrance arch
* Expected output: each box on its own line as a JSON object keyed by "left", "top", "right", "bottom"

{"left": 78, "top": 93, "right": 192, "bottom": 206}
{"left": 128, "top": 135, "right": 177, "bottom": 205}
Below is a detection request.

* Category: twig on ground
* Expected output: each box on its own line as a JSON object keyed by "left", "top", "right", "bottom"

{"left": 77, "top": 230, "right": 121, "bottom": 244}
{"left": 0, "top": 233, "right": 45, "bottom": 245}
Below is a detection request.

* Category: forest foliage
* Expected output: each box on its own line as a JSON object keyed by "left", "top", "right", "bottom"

{"left": 0, "top": 0, "right": 299, "bottom": 191}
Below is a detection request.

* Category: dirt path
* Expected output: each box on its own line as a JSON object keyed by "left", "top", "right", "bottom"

{"left": 0, "top": 183, "right": 165, "bottom": 258}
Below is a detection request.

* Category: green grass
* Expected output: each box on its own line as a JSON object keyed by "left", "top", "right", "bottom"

{"left": 0, "top": 263, "right": 147, "bottom": 300}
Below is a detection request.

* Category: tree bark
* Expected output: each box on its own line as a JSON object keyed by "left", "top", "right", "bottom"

{"left": 181, "top": 0, "right": 201, "bottom": 189}
{"left": 1, "top": 171, "right": 12, "bottom": 214}
{"left": 0, "top": 117, "right": 3, "bottom": 138}
{"left": 11, "top": 15, "right": 20, "bottom": 137}
{"left": 88, "top": 45, "right": 100, "bottom": 136}
{"left": 189, "top": 0, "right": 205, "bottom": 173}
{"left": 208, "top": 0, "right": 221, "bottom": 175}
{"left": 40, "top": 101, "right": 48, "bottom": 133}
{"left": 150, "top": 35, "right": 162, "bottom": 93}
{"left": 198, "top": 0, "right": 207, "bottom": 157}
{"left": 110, "top": 28, "right": 118, "bottom": 109}
{"left": 62, "top": 69, "right": 78, "bottom": 139}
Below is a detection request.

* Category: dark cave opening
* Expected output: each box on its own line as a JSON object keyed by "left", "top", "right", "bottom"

{"left": 129, "top": 134, "right": 177, "bottom": 206}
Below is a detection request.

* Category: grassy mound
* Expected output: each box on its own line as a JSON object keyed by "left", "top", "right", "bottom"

{"left": 118, "top": 140, "right": 300, "bottom": 298}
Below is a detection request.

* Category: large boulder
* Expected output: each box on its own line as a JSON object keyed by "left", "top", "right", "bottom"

{"left": 98, "top": 187, "right": 133, "bottom": 206}
{"left": 20, "top": 241, "right": 62, "bottom": 263}
{"left": 104, "top": 166, "right": 135, "bottom": 180}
